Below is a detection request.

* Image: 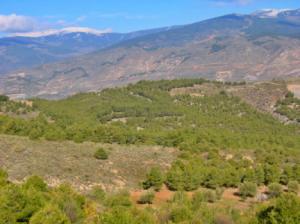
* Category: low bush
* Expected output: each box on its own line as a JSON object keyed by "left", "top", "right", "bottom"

{"left": 239, "top": 182, "right": 257, "bottom": 199}
{"left": 142, "top": 167, "right": 164, "bottom": 191}
{"left": 137, "top": 191, "right": 155, "bottom": 204}
{"left": 287, "top": 181, "right": 299, "bottom": 194}
{"left": 268, "top": 183, "right": 283, "bottom": 198}
{"left": 94, "top": 148, "right": 108, "bottom": 160}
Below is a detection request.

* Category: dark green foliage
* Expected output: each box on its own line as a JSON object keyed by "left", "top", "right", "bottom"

{"left": 264, "top": 164, "right": 280, "bottom": 185}
{"left": 256, "top": 194, "right": 300, "bottom": 224}
{"left": 142, "top": 167, "right": 164, "bottom": 191}
{"left": 201, "top": 189, "right": 218, "bottom": 203}
{"left": 0, "top": 95, "right": 9, "bottom": 102}
{"left": 170, "top": 206, "right": 192, "bottom": 223}
{"left": 268, "top": 183, "right": 283, "bottom": 198}
{"left": 94, "top": 148, "right": 108, "bottom": 160}
{"left": 0, "top": 184, "right": 47, "bottom": 223}
{"left": 29, "top": 204, "right": 71, "bottom": 224}
{"left": 100, "top": 207, "right": 155, "bottom": 224}
{"left": 23, "top": 176, "right": 48, "bottom": 192}
{"left": 50, "top": 184, "right": 85, "bottom": 223}
{"left": 286, "top": 91, "right": 295, "bottom": 98}
{"left": 239, "top": 182, "right": 257, "bottom": 199}
{"left": 0, "top": 79, "right": 298, "bottom": 153}
{"left": 0, "top": 170, "right": 300, "bottom": 223}
{"left": 166, "top": 160, "right": 203, "bottom": 191}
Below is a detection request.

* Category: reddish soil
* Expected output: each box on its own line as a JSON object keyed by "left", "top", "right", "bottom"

{"left": 131, "top": 185, "right": 269, "bottom": 210}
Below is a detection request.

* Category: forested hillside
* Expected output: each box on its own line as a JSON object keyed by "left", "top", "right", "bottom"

{"left": 0, "top": 79, "right": 299, "bottom": 223}
{"left": 1, "top": 79, "right": 299, "bottom": 149}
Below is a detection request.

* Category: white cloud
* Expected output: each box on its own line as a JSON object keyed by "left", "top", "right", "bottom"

{"left": 252, "top": 8, "right": 290, "bottom": 18}
{"left": 0, "top": 14, "right": 36, "bottom": 32}
{"left": 212, "top": 0, "right": 253, "bottom": 7}
{"left": 0, "top": 13, "right": 111, "bottom": 37}
{"left": 11, "top": 27, "right": 113, "bottom": 37}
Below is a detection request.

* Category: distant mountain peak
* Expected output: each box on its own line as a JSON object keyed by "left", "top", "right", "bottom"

{"left": 11, "top": 27, "right": 113, "bottom": 38}
{"left": 252, "top": 9, "right": 291, "bottom": 18}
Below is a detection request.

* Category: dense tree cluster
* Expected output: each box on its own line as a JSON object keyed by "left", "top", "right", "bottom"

{"left": 143, "top": 150, "right": 300, "bottom": 192}
{"left": 1, "top": 169, "right": 299, "bottom": 224}
{"left": 0, "top": 79, "right": 299, "bottom": 153}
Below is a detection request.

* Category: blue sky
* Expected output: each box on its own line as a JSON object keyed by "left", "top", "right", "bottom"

{"left": 0, "top": 0, "right": 300, "bottom": 35}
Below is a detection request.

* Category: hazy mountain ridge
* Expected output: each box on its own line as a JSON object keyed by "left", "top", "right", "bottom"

{"left": 1, "top": 9, "right": 300, "bottom": 99}
{"left": 0, "top": 27, "right": 170, "bottom": 75}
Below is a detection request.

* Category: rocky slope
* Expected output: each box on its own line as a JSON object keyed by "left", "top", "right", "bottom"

{"left": 0, "top": 27, "right": 170, "bottom": 75}
{"left": 1, "top": 9, "right": 300, "bottom": 99}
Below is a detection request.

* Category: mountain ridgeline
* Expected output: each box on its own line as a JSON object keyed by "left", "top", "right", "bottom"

{"left": 0, "top": 27, "right": 172, "bottom": 76}
{"left": 1, "top": 9, "right": 300, "bottom": 99}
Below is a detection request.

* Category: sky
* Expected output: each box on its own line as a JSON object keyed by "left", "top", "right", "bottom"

{"left": 0, "top": 0, "right": 300, "bottom": 36}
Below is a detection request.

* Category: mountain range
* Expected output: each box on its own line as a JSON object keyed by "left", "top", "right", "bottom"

{"left": 1, "top": 9, "right": 300, "bottom": 99}
{"left": 0, "top": 27, "right": 171, "bottom": 75}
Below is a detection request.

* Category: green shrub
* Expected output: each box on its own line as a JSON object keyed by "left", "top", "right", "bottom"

{"left": 29, "top": 204, "right": 70, "bottom": 224}
{"left": 202, "top": 189, "right": 217, "bottom": 203}
{"left": 94, "top": 148, "right": 108, "bottom": 160}
{"left": 0, "top": 169, "right": 8, "bottom": 187}
{"left": 239, "top": 182, "right": 257, "bottom": 199}
{"left": 142, "top": 167, "right": 164, "bottom": 191}
{"left": 264, "top": 164, "right": 280, "bottom": 185}
{"left": 288, "top": 181, "right": 299, "bottom": 194}
{"left": 268, "top": 183, "right": 283, "bottom": 198}
{"left": 256, "top": 194, "right": 300, "bottom": 224}
{"left": 23, "top": 176, "right": 48, "bottom": 192}
{"left": 170, "top": 205, "right": 192, "bottom": 223}
{"left": 50, "top": 184, "right": 85, "bottom": 223}
{"left": 171, "top": 191, "right": 190, "bottom": 205}
{"left": 192, "top": 191, "right": 205, "bottom": 209}
{"left": 105, "top": 191, "right": 132, "bottom": 208}
{"left": 100, "top": 207, "right": 155, "bottom": 224}
{"left": 286, "top": 91, "right": 294, "bottom": 98}
{"left": 88, "top": 186, "right": 106, "bottom": 202}
{"left": 137, "top": 191, "right": 155, "bottom": 204}
{"left": 0, "top": 95, "right": 9, "bottom": 102}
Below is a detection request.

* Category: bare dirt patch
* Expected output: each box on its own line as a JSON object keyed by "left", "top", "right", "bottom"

{"left": 170, "top": 83, "right": 223, "bottom": 97}
{"left": 227, "top": 82, "right": 287, "bottom": 113}
{"left": 131, "top": 186, "right": 269, "bottom": 211}
{"left": 288, "top": 84, "right": 300, "bottom": 98}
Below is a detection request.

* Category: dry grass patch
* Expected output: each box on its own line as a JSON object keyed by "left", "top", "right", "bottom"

{"left": 0, "top": 135, "right": 178, "bottom": 192}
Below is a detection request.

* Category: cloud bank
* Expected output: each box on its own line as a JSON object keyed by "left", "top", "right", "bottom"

{"left": 0, "top": 14, "right": 112, "bottom": 37}
{"left": 0, "top": 14, "right": 36, "bottom": 32}
{"left": 212, "top": 0, "right": 253, "bottom": 6}
{"left": 11, "top": 27, "right": 112, "bottom": 37}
